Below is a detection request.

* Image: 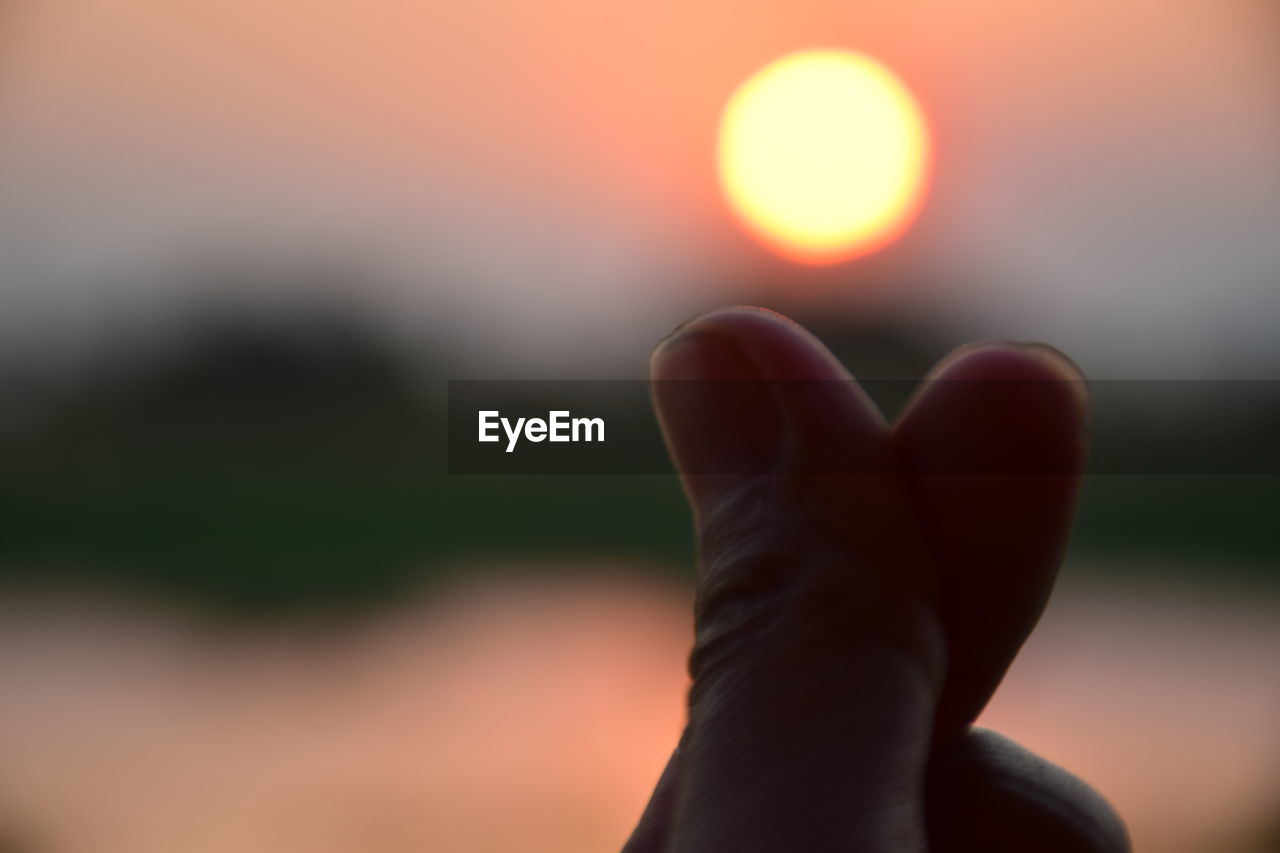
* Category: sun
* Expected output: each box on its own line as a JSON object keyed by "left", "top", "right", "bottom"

{"left": 718, "top": 49, "right": 930, "bottom": 265}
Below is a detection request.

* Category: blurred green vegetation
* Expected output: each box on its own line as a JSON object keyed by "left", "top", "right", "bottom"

{"left": 0, "top": 300, "right": 1275, "bottom": 612}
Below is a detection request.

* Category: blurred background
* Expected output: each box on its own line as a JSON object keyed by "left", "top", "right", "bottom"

{"left": 0, "top": 1, "right": 1278, "bottom": 851}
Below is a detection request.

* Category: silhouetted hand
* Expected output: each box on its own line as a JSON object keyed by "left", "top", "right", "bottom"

{"left": 622, "top": 307, "right": 1128, "bottom": 853}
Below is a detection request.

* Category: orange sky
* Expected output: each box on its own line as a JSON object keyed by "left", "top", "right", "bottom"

{"left": 0, "top": 0, "right": 1277, "bottom": 375}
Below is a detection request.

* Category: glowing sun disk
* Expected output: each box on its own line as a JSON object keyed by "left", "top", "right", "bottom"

{"left": 718, "top": 50, "right": 930, "bottom": 264}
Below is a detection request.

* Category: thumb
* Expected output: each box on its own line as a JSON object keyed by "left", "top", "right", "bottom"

{"left": 646, "top": 307, "right": 945, "bottom": 853}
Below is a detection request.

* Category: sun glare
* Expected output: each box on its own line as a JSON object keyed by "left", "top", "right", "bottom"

{"left": 718, "top": 50, "right": 930, "bottom": 265}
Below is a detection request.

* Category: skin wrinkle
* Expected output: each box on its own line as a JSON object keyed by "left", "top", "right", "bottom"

{"left": 676, "top": 641, "right": 938, "bottom": 853}
{"left": 678, "top": 477, "right": 947, "bottom": 852}
{"left": 689, "top": 476, "right": 945, "bottom": 700}
{"left": 688, "top": 543, "right": 947, "bottom": 710}
{"left": 676, "top": 484, "right": 945, "bottom": 851}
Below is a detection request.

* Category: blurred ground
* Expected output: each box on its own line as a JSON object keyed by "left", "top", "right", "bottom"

{"left": 0, "top": 567, "right": 1276, "bottom": 853}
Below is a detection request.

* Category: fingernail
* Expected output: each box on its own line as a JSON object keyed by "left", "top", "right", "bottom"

{"left": 650, "top": 328, "right": 782, "bottom": 478}
{"left": 927, "top": 339, "right": 1089, "bottom": 414}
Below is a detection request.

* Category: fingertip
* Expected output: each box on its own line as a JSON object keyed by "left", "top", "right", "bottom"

{"left": 908, "top": 341, "right": 1089, "bottom": 424}
{"left": 896, "top": 342, "right": 1090, "bottom": 474}
{"left": 652, "top": 306, "right": 854, "bottom": 384}
{"left": 652, "top": 306, "right": 888, "bottom": 481}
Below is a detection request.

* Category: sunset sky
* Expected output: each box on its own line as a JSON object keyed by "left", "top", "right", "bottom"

{"left": 0, "top": 0, "right": 1276, "bottom": 376}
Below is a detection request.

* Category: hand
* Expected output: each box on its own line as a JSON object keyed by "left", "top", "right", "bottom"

{"left": 622, "top": 307, "right": 1128, "bottom": 853}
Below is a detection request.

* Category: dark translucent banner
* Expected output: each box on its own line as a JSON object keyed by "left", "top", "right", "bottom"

{"left": 447, "top": 380, "right": 1280, "bottom": 475}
